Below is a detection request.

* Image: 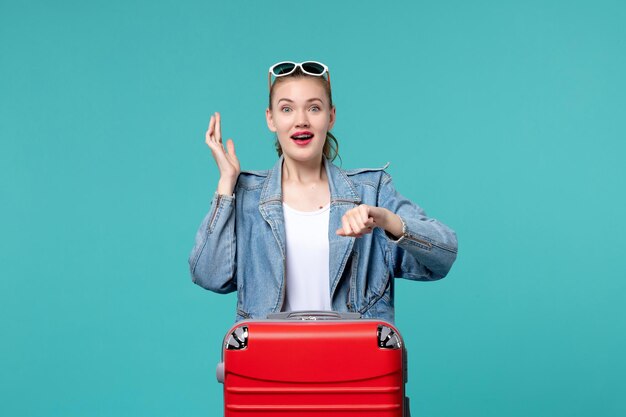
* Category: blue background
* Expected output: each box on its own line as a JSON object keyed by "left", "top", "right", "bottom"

{"left": 1, "top": 1, "right": 625, "bottom": 416}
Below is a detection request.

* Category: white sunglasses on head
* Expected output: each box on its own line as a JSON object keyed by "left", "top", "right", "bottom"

{"left": 268, "top": 61, "right": 331, "bottom": 90}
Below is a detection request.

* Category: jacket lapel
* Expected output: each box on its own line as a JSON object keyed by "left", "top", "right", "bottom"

{"left": 325, "top": 159, "right": 362, "bottom": 300}
{"left": 259, "top": 156, "right": 286, "bottom": 259}
{"left": 258, "top": 157, "right": 287, "bottom": 312}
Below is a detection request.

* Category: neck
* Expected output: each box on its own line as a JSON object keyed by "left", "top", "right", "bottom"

{"left": 282, "top": 155, "right": 326, "bottom": 184}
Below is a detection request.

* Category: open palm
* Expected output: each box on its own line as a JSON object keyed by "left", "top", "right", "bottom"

{"left": 205, "top": 112, "right": 240, "bottom": 190}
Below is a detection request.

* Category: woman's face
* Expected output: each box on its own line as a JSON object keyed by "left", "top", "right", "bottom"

{"left": 266, "top": 77, "right": 335, "bottom": 164}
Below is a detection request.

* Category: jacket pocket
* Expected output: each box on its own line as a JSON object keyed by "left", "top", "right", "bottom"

{"left": 359, "top": 270, "right": 391, "bottom": 315}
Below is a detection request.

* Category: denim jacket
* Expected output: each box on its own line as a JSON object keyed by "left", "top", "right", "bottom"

{"left": 189, "top": 157, "right": 458, "bottom": 323}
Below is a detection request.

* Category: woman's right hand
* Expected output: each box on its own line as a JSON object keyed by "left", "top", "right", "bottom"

{"left": 205, "top": 112, "right": 241, "bottom": 195}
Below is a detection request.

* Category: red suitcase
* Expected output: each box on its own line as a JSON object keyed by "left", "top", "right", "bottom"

{"left": 216, "top": 311, "right": 410, "bottom": 417}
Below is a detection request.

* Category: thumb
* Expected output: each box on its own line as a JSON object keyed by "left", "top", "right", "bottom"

{"left": 226, "top": 138, "right": 237, "bottom": 157}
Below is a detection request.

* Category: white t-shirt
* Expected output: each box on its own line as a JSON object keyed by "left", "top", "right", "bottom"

{"left": 282, "top": 202, "right": 331, "bottom": 312}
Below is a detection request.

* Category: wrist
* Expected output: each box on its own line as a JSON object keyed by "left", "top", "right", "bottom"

{"left": 217, "top": 177, "right": 236, "bottom": 196}
{"left": 378, "top": 208, "right": 403, "bottom": 239}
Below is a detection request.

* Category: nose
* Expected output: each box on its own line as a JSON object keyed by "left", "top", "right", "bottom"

{"left": 295, "top": 110, "right": 310, "bottom": 128}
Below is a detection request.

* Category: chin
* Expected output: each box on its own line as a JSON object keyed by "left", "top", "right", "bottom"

{"left": 282, "top": 149, "right": 325, "bottom": 163}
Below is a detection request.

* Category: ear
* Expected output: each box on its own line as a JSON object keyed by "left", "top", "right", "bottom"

{"left": 328, "top": 106, "right": 336, "bottom": 130}
{"left": 266, "top": 108, "right": 277, "bottom": 132}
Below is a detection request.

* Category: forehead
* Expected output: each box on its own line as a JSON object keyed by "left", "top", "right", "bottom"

{"left": 272, "top": 77, "right": 328, "bottom": 103}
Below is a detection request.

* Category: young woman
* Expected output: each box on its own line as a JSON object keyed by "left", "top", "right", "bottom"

{"left": 189, "top": 61, "right": 458, "bottom": 323}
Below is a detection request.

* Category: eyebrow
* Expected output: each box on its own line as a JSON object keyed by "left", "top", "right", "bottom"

{"left": 277, "top": 98, "right": 324, "bottom": 104}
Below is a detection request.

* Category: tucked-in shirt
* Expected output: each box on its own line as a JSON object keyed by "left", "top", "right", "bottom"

{"left": 282, "top": 202, "right": 331, "bottom": 312}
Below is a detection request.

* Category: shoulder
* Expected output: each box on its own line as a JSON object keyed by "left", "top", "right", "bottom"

{"left": 341, "top": 162, "right": 393, "bottom": 185}
{"left": 235, "top": 169, "right": 269, "bottom": 191}
{"left": 343, "top": 162, "right": 390, "bottom": 176}
{"left": 239, "top": 169, "right": 269, "bottom": 178}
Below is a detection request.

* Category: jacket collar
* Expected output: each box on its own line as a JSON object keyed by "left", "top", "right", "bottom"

{"left": 259, "top": 156, "right": 361, "bottom": 205}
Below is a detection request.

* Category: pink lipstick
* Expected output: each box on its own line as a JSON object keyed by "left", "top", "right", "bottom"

{"left": 290, "top": 131, "right": 314, "bottom": 146}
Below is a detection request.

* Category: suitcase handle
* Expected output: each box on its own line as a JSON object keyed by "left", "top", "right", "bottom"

{"left": 266, "top": 310, "right": 362, "bottom": 320}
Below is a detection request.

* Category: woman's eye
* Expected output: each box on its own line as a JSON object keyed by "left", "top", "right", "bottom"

{"left": 310, "top": 106, "right": 320, "bottom": 112}
{"left": 281, "top": 107, "right": 292, "bottom": 113}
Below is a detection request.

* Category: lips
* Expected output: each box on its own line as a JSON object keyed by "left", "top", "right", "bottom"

{"left": 290, "top": 131, "right": 314, "bottom": 146}
{"left": 291, "top": 131, "right": 314, "bottom": 140}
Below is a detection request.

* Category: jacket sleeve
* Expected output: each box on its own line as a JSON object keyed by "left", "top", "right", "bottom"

{"left": 377, "top": 172, "right": 458, "bottom": 281}
{"left": 188, "top": 192, "right": 237, "bottom": 293}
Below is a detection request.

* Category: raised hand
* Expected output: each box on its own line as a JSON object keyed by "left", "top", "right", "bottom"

{"left": 205, "top": 112, "right": 240, "bottom": 195}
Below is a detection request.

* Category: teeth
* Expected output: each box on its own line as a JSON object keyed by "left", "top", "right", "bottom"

{"left": 293, "top": 134, "right": 312, "bottom": 140}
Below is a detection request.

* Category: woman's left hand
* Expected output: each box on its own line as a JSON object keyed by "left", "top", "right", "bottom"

{"left": 336, "top": 204, "right": 401, "bottom": 238}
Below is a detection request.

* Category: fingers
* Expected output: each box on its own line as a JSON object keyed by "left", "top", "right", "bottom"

{"left": 206, "top": 112, "right": 225, "bottom": 152}
{"left": 205, "top": 112, "right": 222, "bottom": 143}
{"left": 347, "top": 214, "right": 363, "bottom": 236}
{"left": 226, "top": 138, "right": 237, "bottom": 158}
{"left": 204, "top": 113, "right": 241, "bottom": 179}
{"left": 215, "top": 112, "right": 222, "bottom": 143}
{"left": 336, "top": 205, "right": 376, "bottom": 238}
{"left": 340, "top": 216, "right": 353, "bottom": 236}
{"left": 225, "top": 138, "right": 241, "bottom": 172}
{"left": 205, "top": 114, "right": 215, "bottom": 145}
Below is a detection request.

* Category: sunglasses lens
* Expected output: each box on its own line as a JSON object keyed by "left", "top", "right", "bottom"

{"left": 272, "top": 62, "right": 296, "bottom": 76}
{"left": 301, "top": 62, "right": 326, "bottom": 75}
